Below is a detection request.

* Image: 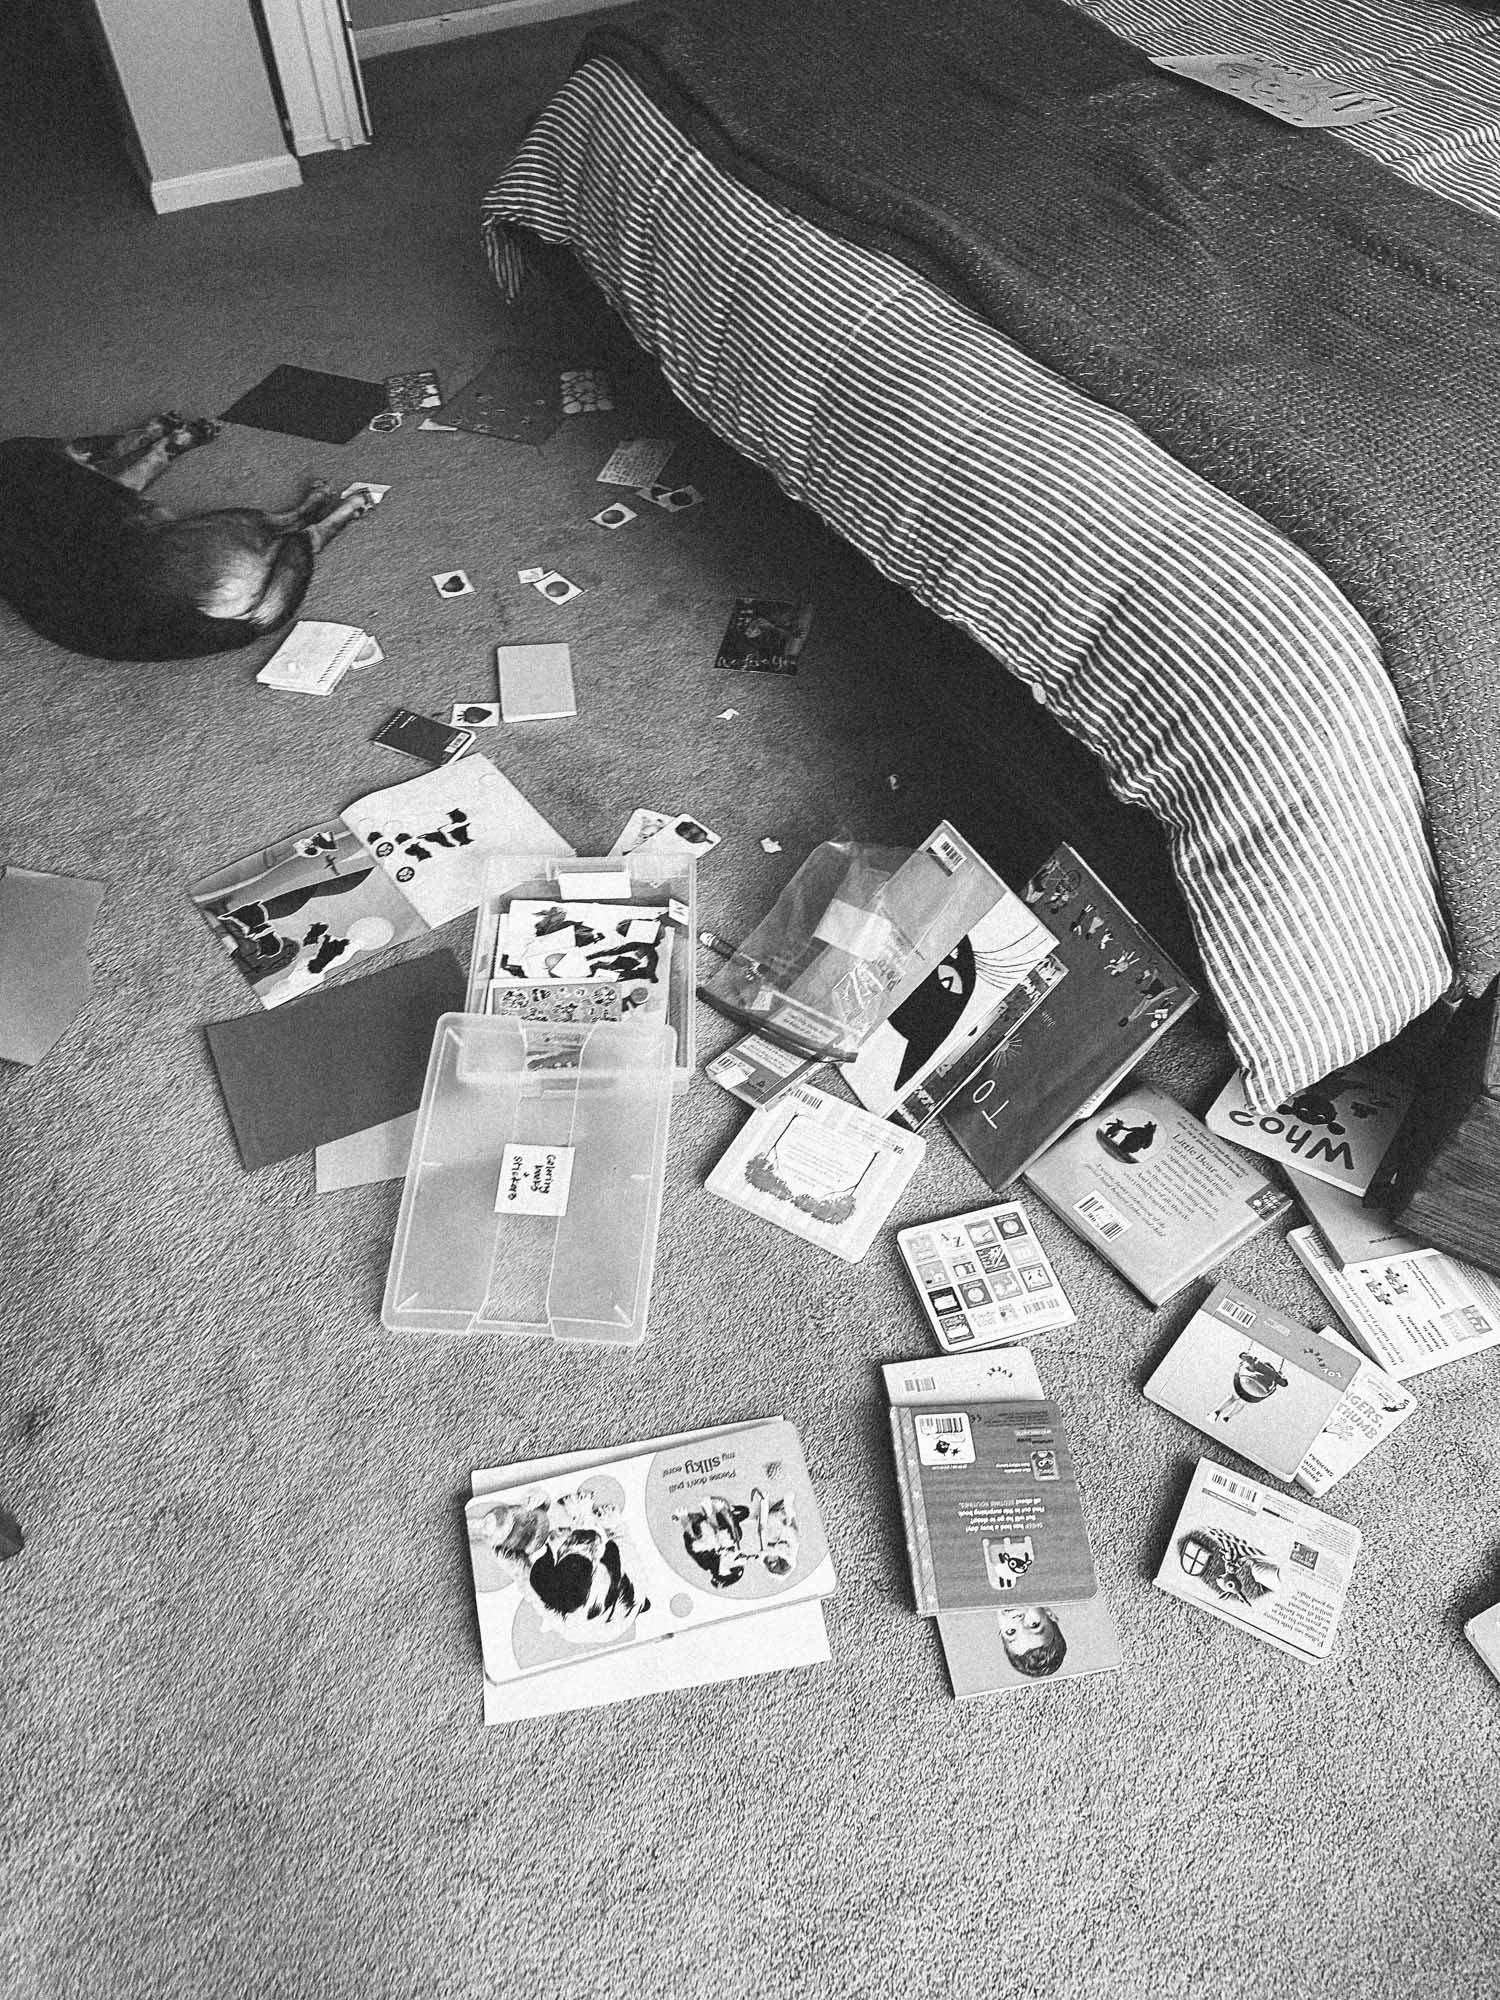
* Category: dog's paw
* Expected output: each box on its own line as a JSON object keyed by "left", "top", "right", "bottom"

{"left": 184, "top": 417, "right": 222, "bottom": 445}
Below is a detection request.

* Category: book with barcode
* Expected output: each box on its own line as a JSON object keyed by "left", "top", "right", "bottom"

{"left": 1021, "top": 1084, "right": 1292, "bottom": 1307}
{"left": 1154, "top": 1457, "right": 1361, "bottom": 1663}
{"left": 887, "top": 1398, "right": 1097, "bottom": 1614}
{"left": 940, "top": 845, "right": 1197, "bottom": 1195}
{"left": 1286, "top": 1224, "right": 1500, "bottom": 1382}
{"left": 896, "top": 1200, "right": 1075, "bottom": 1352}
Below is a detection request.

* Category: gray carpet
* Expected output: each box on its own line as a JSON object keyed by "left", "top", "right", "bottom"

{"left": 2, "top": 18, "right": 1497, "bottom": 2000}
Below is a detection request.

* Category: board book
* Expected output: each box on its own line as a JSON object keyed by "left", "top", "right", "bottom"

{"left": 465, "top": 1417, "right": 835, "bottom": 1691}
{"left": 1204, "top": 1064, "right": 1414, "bottom": 1196}
{"left": 1142, "top": 1280, "right": 1413, "bottom": 1494}
{"left": 1287, "top": 1224, "right": 1500, "bottom": 1381}
{"left": 896, "top": 1201, "right": 1075, "bottom": 1351}
{"left": 705, "top": 1081, "right": 926, "bottom": 1263}
{"left": 941, "top": 844, "right": 1198, "bottom": 1195}
{"left": 1284, "top": 1166, "right": 1422, "bottom": 1268}
{"left": 1154, "top": 1457, "right": 1361, "bottom": 1663}
{"left": 888, "top": 1398, "right": 1097, "bottom": 1615}
{"left": 1021, "top": 1084, "right": 1293, "bottom": 1306}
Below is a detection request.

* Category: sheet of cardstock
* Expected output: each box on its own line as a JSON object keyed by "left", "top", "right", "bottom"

{"left": 342, "top": 755, "right": 573, "bottom": 928}
{"left": 191, "top": 820, "right": 425, "bottom": 1010}
{"left": 435, "top": 349, "right": 561, "bottom": 446}
{"left": 204, "top": 949, "right": 466, "bottom": 1171}
{"left": 0, "top": 867, "right": 105, "bottom": 1065}
{"left": 220, "top": 364, "right": 388, "bottom": 444}
{"left": 314, "top": 1111, "right": 419, "bottom": 1193}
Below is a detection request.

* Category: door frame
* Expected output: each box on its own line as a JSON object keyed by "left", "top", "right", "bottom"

{"left": 258, "top": 0, "right": 370, "bottom": 154}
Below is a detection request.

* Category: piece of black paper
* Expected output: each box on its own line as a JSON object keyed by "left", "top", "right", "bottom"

{"left": 221, "top": 365, "right": 389, "bottom": 445}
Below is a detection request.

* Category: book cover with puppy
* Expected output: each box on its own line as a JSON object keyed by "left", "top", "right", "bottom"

{"left": 465, "top": 1418, "right": 836, "bottom": 1686}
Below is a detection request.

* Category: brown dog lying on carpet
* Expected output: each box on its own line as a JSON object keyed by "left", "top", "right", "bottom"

{"left": 0, "top": 413, "right": 374, "bottom": 662}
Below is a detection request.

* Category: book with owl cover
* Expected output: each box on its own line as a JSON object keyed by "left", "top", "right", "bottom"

{"left": 1154, "top": 1458, "right": 1361, "bottom": 1663}
{"left": 1021, "top": 1085, "right": 1293, "bottom": 1307}
{"left": 465, "top": 1417, "right": 836, "bottom": 1689}
{"left": 888, "top": 1398, "right": 1098, "bottom": 1615}
{"left": 705, "top": 1080, "right": 926, "bottom": 1263}
{"left": 940, "top": 845, "right": 1198, "bottom": 1195}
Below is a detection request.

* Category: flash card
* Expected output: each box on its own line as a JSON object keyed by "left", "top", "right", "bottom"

{"left": 373, "top": 709, "right": 476, "bottom": 766}
{"left": 897, "top": 1201, "right": 1076, "bottom": 1352}
{"left": 560, "top": 368, "right": 614, "bottom": 414}
{"left": 592, "top": 502, "right": 637, "bottom": 531}
{"left": 432, "top": 570, "right": 473, "bottom": 598}
{"left": 451, "top": 703, "right": 501, "bottom": 727}
{"left": 385, "top": 368, "right": 443, "bottom": 411}
{"left": 497, "top": 642, "right": 576, "bottom": 721}
{"left": 636, "top": 815, "right": 720, "bottom": 860}
{"left": 596, "top": 438, "right": 674, "bottom": 487}
{"left": 639, "top": 483, "right": 703, "bottom": 512}
{"left": 528, "top": 571, "right": 581, "bottom": 606}
{"left": 608, "top": 808, "right": 677, "bottom": 856}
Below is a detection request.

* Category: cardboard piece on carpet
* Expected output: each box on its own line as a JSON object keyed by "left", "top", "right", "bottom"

{"left": 314, "top": 1111, "right": 418, "bottom": 1193}
{"left": 435, "top": 349, "right": 562, "bottom": 446}
{"left": 0, "top": 866, "right": 106, "bottom": 1065}
{"left": 221, "top": 364, "right": 388, "bottom": 444}
{"left": 204, "top": 949, "right": 465, "bottom": 1171}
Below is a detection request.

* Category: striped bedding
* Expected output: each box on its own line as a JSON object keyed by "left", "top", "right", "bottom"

{"left": 479, "top": 14, "right": 1500, "bottom": 1108}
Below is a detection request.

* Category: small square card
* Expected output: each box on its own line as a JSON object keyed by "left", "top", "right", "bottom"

{"left": 609, "top": 808, "right": 720, "bottom": 860}
{"left": 497, "top": 643, "right": 576, "bottom": 722}
{"left": 1154, "top": 1458, "right": 1361, "bottom": 1663}
{"left": 897, "top": 1201, "right": 1075, "bottom": 1352}
{"left": 1143, "top": 1281, "right": 1413, "bottom": 1492}
{"left": 715, "top": 598, "right": 814, "bottom": 675}
{"left": 373, "top": 709, "right": 475, "bottom": 766}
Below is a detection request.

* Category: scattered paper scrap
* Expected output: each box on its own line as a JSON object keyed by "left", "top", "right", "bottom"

{"left": 368, "top": 411, "right": 403, "bottom": 433}
{"left": 718, "top": 708, "right": 739, "bottom": 720}
{"left": 0, "top": 866, "right": 106, "bottom": 1066}
{"left": 432, "top": 570, "right": 473, "bottom": 598}
{"left": 419, "top": 418, "right": 459, "bottom": 433}
{"left": 596, "top": 438, "right": 674, "bottom": 487}
{"left": 760, "top": 837, "right": 783, "bottom": 854}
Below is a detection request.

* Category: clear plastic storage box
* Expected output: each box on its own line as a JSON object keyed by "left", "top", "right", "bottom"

{"left": 465, "top": 852, "right": 697, "bottom": 1091}
{"left": 381, "top": 1014, "right": 676, "bottom": 1345}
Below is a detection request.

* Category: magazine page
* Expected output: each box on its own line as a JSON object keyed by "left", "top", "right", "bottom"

{"left": 1154, "top": 1459, "right": 1361, "bottom": 1663}
{"left": 466, "top": 1418, "right": 835, "bottom": 1687}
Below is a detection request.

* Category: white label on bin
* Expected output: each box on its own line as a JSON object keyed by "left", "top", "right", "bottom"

{"left": 557, "top": 869, "right": 632, "bottom": 900}
{"left": 496, "top": 1144, "right": 575, "bottom": 1216}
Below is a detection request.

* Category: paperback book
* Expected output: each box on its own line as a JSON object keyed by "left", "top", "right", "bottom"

{"left": 882, "top": 1354, "right": 1120, "bottom": 1697}
{"left": 1142, "top": 1280, "right": 1414, "bottom": 1495}
{"left": 941, "top": 845, "right": 1197, "bottom": 1195}
{"left": 1154, "top": 1457, "right": 1361, "bottom": 1663}
{"left": 1021, "top": 1084, "right": 1293, "bottom": 1307}
{"left": 466, "top": 1417, "right": 836, "bottom": 1696}
{"left": 1284, "top": 1166, "right": 1422, "bottom": 1268}
{"left": 888, "top": 1398, "right": 1098, "bottom": 1615}
{"left": 896, "top": 1201, "right": 1075, "bottom": 1352}
{"left": 1287, "top": 1224, "right": 1500, "bottom": 1381}
{"left": 1204, "top": 1064, "right": 1414, "bottom": 1196}
{"left": 705, "top": 1081, "right": 926, "bottom": 1263}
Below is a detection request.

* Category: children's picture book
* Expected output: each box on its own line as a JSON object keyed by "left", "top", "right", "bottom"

{"left": 465, "top": 1417, "right": 835, "bottom": 1693}
{"left": 471, "top": 1423, "right": 831, "bottom": 1724}
{"left": 937, "top": 1594, "right": 1125, "bottom": 1700}
{"left": 941, "top": 844, "right": 1197, "bottom": 1194}
{"left": 1154, "top": 1458, "right": 1361, "bottom": 1663}
{"left": 882, "top": 1353, "right": 1119, "bottom": 1696}
{"left": 1287, "top": 1225, "right": 1500, "bottom": 1381}
{"left": 1021, "top": 1085, "right": 1293, "bottom": 1307}
{"left": 488, "top": 899, "right": 673, "bottom": 1024}
{"left": 706, "top": 1081, "right": 926, "bottom": 1263}
{"left": 1204, "top": 1064, "right": 1414, "bottom": 1196}
{"left": 1142, "top": 1280, "right": 1412, "bottom": 1492}
{"left": 706, "top": 1031, "right": 822, "bottom": 1106}
{"left": 896, "top": 1201, "right": 1075, "bottom": 1352}
{"left": 1284, "top": 1166, "right": 1423, "bottom": 1268}
{"left": 255, "top": 619, "right": 381, "bottom": 695}
{"left": 714, "top": 597, "right": 815, "bottom": 675}
{"left": 191, "top": 820, "right": 426, "bottom": 1009}
{"left": 342, "top": 755, "right": 573, "bottom": 927}
{"left": 888, "top": 1399, "right": 1097, "bottom": 1615}
{"left": 845, "top": 885, "right": 1059, "bottom": 1126}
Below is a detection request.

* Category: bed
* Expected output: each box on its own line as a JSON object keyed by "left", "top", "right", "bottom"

{"left": 479, "top": 0, "right": 1500, "bottom": 1108}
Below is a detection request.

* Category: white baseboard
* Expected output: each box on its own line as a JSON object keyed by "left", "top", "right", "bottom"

{"left": 150, "top": 153, "right": 304, "bottom": 215}
{"left": 355, "top": 0, "right": 633, "bottom": 61}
